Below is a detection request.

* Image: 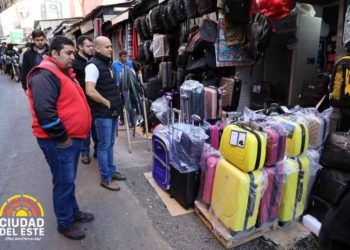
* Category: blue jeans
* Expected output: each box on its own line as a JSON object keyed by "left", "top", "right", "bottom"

{"left": 37, "top": 138, "right": 82, "bottom": 228}
{"left": 94, "top": 118, "right": 118, "bottom": 182}
{"left": 81, "top": 121, "right": 98, "bottom": 156}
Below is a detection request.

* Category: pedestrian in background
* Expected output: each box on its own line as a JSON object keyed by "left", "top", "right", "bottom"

{"left": 27, "top": 36, "right": 93, "bottom": 240}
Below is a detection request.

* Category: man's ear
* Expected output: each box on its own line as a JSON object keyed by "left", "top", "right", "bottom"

{"left": 51, "top": 50, "right": 59, "bottom": 58}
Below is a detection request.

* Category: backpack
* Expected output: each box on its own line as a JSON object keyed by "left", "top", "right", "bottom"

{"left": 256, "top": 0, "right": 296, "bottom": 20}
{"left": 167, "top": 0, "right": 179, "bottom": 27}
{"left": 141, "top": 16, "right": 152, "bottom": 40}
{"left": 150, "top": 7, "right": 165, "bottom": 34}
{"left": 249, "top": 13, "right": 272, "bottom": 61}
{"left": 195, "top": 0, "right": 217, "bottom": 15}
{"left": 225, "top": 0, "right": 251, "bottom": 24}
{"left": 138, "top": 43, "right": 146, "bottom": 62}
{"left": 184, "top": 0, "right": 198, "bottom": 19}
{"left": 144, "top": 40, "right": 153, "bottom": 61}
{"left": 174, "top": 0, "right": 187, "bottom": 22}
{"left": 153, "top": 34, "right": 170, "bottom": 60}
{"left": 160, "top": 4, "right": 173, "bottom": 33}
{"left": 135, "top": 17, "right": 143, "bottom": 39}
{"left": 330, "top": 56, "right": 350, "bottom": 108}
{"left": 344, "top": 5, "right": 350, "bottom": 47}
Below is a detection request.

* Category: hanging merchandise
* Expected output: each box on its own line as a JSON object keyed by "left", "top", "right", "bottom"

{"left": 174, "top": 0, "right": 187, "bottom": 22}
{"left": 329, "top": 56, "right": 350, "bottom": 108}
{"left": 143, "top": 40, "right": 153, "bottom": 62}
{"left": 153, "top": 34, "right": 170, "bottom": 60}
{"left": 177, "top": 43, "right": 189, "bottom": 68}
{"left": 133, "top": 25, "right": 138, "bottom": 61}
{"left": 167, "top": 0, "right": 179, "bottom": 27}
{"left": 184, "top": 0, "right": 198, "bottom": 18}
{"left": 215, "top": 17, "right": 252, "bottom": 67}
{"left": 149, "top": 6, "right": 166, "bottom": 34}
{"left": 159, "top": 61, "right": 173, "bottom": 89}
{"left": 224, "top": 0, "right": 251, "bottom": 24}
{"left": 255, "top": 0, "right": 296, "bottom": 20}
{"left": 187, "top": 46, "right": 216, "bottom": 72}
{"left": 248, "top": 13, "right": 272, "bottom": 61}
{"left": 344, "top": 5, "right": 350, "bottom": 47}
{"left": 140, "top": 16, "right": 152, "bottom": 40}
{"left": 223, "top": 19, "right": 247, "bottom": 46}
{"left": 127, "top": 23, "right": 133, "bottom": 60}
{"left": 135, "top": 17, "right": 144, "bottom": 40}
{"left": 118, "top": 26, "right": 124, "bottom": 50}
{"left": 160, "top": 4, "right": 175, "bottom": 33}
{"left": 196, "top": 0, "right": 217, "bottom": 15}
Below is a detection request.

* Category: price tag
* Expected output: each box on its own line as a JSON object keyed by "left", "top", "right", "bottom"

{"left": 230, "top": 130, "right": 247, "bottom": 148}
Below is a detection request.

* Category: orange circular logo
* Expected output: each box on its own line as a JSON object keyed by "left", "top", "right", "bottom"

{"left": 0, "top": 194, "right": 44, "bottom": 217}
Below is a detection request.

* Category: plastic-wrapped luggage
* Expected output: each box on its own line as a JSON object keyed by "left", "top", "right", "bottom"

{"left": 204, "top": 86, "right": 222, "bottom": 120}
{"left": 180, "top": 80, "right": 205, "bottom": 123}
{"left": 220, "top": 124, "right": 267, "bottom": 172}
{"left": 211, "top": 159, "right": 265, "bottom": 233}
{"left": 279, "top": 156, "right": 310, "bottom": 223}
{"left": 257, "top": 163, "right": 284, "bottom": 226}
{"left": 273, "top": 116, "right": 309, "bottom": 157}
{"left": 170, "top": 116, "right": 208, "bottom": 173}
{"left": 197, "top": 145, "right": 221, "bottom": 206}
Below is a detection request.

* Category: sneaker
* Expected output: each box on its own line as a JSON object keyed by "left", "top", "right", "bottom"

{"left": 100, "top": 181, "right": 121, "bottom": 191}
{"left": 119, "top": 120, "right": 124, "bottom": 126}
{"left": 73, "top": 211, "right": 94, "bottom": 223}
{"left": 81, "top": 155, "right": 91, "bottom": 164}
{"left": 112, "top": 172, "right": 126, "bottom": 181}
{"left": 57, "top": 224, "right": 85, "bottom": 240}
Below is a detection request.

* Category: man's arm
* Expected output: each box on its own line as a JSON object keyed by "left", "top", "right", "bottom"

{"left": 85, "top": 63, "right": 110, "bottom": 109}
{"left": 29, "top": 70, "right": 71, "bottom": 145}
{"left": 21, "top": 51, "right": 30, "bottom": 91}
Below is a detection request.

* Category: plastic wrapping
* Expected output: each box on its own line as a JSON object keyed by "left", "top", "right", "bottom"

{"left": 305, "top": 150, "right": 323, "bottom": 208}
{"left": 243, "top": 107, "right": 267, "bottom": 122}
{"left": 180, "top": 80, "right": 205, "bottom": 123}
{"left": 151, "top": 96, "right": 169, "bottom": 126}
{"left": 197, "top": 144, "right": 222, "bottom": 206}
{"left": 210, "top": 160, "right": 268, "bottom": 241}
{"left": 278, "top": 156, "right": 310, "bottom": 223}
{"left": 257, "top": 162, "right": 285, "bottom": 226}
{"left": 202, "top": 120, "right": 226, "bottom": 150}
{"left": 170, "top": 123, "right": 208, "bottom": 173}
{"left": 291, "top": 107, "right": 333, "bottom": 149}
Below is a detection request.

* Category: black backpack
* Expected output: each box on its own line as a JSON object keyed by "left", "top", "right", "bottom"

{"left": 195, "top": 0, "right": 217, "bottom": 15}
{"left": 150, "top": 6, "right": 165, "bottom": 34}
{"left": 160, "top": 4, "right": 173, "bottom": 33}
{"left": 225, "top": 0, "right": 251, "bottom": 24}
{"left": 140, "top": 16, "right": 152, "bottom": 40}
{"left": 143, "top": 65, "right": 157, "bottom": 83}
{"left": 167, "top": 0, "right": 179, "bottom": 27}
{"left": 174, "top": 0, "right": 187, "bottom": 22}
{"left": 138, "top": 44, "right": 146, "bottom": 62}
{"left": 144, "top": 40, "right": 153, "bottom": 62}
{"left": 249, "top": 13, "right": 272, "bottom": 61}
{"left": 184, "top": 0, "right": 198, "bottom": 19}
{"left": 135, "top": 17, "right": 143, "bottom": 39}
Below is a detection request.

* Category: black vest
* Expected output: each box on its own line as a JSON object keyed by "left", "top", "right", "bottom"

{"left": 87, "top": 54, "right": 121, "bottom": 118}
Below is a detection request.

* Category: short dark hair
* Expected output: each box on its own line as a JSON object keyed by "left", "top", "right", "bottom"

{"left": 49, "top": 35, "right": 75, "bottom": 56}
{"left": 119, "top": 50, "right": 127, "bottom": 57}
{"left": 31, "top": 29, "right": 45, "bottom": 39}
{"left": 76, "top": 35, "right": 92, "bottom": 48}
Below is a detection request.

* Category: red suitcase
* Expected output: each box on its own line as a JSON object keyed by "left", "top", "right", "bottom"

{"left": 198, "top": 147, "right": 221, "bottom": 206}
{"left": 257, "top": 163, "right": 284, "bottom": 226}
{"left": 262, "top": 124, "right": 287, "bottom": 166}
{"left": 204, "top": 86, "right": 222, "bottom": 121}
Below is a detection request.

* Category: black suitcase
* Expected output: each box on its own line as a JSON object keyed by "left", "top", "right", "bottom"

{"left": 145, "top": 77, "right": 161, "bottom": 101}
{"left": 307, "top": 195, "right": 332, "bottom": 223}
{"left": 159, "top": 61, "right": 173, "bottom": 89}
{"left": 312, "top": 168, "right": 350, "bottom": 205}
{"left": 143, "top": 65, "right": 157, "bottom": 83}
{"left": 180, "top": 83, "right": 205, "bottom": 123}
{"left": 170, "top": 166, "right": 200, "bottom": 209}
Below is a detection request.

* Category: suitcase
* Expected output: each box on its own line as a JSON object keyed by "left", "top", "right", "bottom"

{"left": 257, "top": 163, "right": 284, "bottom": 225}
{"left": 219, "top": 76, "right": 242, "bottom": 111}
{"left": 211, "top": 159, "right": 264, "bottom": 232}
{"left": 279, "top": 156, "right": 310, "bottom": 223}
{"left": 250, "top": 82, "right": 271, "bottom": 111}
{"left": 180, "top": 81, "right": 205, "bottom": 123}
{"left": 197, "top": 148, "right": 221, "bottom": 206}
{"left": 145, "top": 77, "right": 161, "bottom": 101}
{"left": 204, "top": 86, "right": 223, "bottom": 120}
{"left": 219, "top": 124, "right": 267, "bottom": 172}
{"left": 307, "top": 195, "right": 332, "bottom": 223}
{"left": 176, "top": 68, "right": 186, "bottom": 89}
{"left": 165, "top": 91, "right": 180, "bottom": 110}
{"left": 274, "top": 116, "right": 309, "bottom": 157}
{"left": 170, "top": 166, "right": 200, "bottom": 209}
{"left": 312, "top": 168, "right": 350, "bottom": 205}
{"left": 159, "top": 61, "right": 173, "bottom": 89}
{"left": 152, "top": 131, "right": 172, "bottom": 190}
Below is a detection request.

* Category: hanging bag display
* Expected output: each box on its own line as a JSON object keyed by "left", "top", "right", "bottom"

{"left": 256, "top": 0, "right": 296, "bottom": 20}
{"left": 329, "top": 56, "right": 350, "bottom": 108}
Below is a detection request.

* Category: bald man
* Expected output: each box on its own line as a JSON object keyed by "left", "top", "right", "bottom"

{"left": 85, "top": 36, "right": 126, "bottom": 191}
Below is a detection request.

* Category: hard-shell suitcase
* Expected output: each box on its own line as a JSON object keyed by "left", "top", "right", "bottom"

{"left": 312, "top": 168, "right": 350, "bottom": 205}
{"left": 219, "top": 124, "right": 267, "bottom": 172}
{"left": 208, "top": 121, "right": 226, "bottom": 150}
{"left": 261, "top": 124, "right": 287, "bottom": 166}
{"left": 219, "top": 76, "right": 242, "bottom": 111}
{"left": 274, "top": 117, "right": 309, "bottom": 157}
{"left": 307, "top": 195, "right": 332, "bottom": 223}
{"left": 205, "top": 86, "right": 222, "bottom": 120}
{"left": 180, "top": 81, "right": 205, "bottom": 123}
{"left": 159, "top": 61, "right": 173, "bottom": 89}
{"left": 297, "top": 113, "right": 328, "bottom": 149}
{"left": 197, "top": 148, "right": 221, "bottom": 206}
{"left": 257, "top": 163, "right": 284, "bottom": 225}
{"left": 152, "top": 131, "right": 172, "bottom": 190}
{"left": 211, "top": 159, "right": 264, "bottom": 232}
{"left": 170, "top": 166, "right": 200, "bottom": 209}
{"left": 279, "top": 156, "right": 310, "bottom": 223}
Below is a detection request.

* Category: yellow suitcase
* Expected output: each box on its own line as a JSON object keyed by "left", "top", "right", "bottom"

{"left": 278, "top": 156, "right": 310, "bottom": 223}
{"left": 219, "top": 124, "right": 266, "bottom": 172}
{"left": 274, "top": 116, "right": 309, "bottom": 157}
{"left": 211, "top": 159, "right": 264, "bottom": 232}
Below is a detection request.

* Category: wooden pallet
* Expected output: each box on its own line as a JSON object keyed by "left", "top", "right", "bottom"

{"left": 194, "top": 201, "right": 277, "bottom": 249}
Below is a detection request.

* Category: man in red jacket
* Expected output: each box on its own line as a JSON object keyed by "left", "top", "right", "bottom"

{"left": 27, "top": 36, "right": 93, "bottom": 240}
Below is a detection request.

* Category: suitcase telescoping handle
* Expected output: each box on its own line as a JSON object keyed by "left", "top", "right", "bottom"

{"left": 181, "top": 94, "right": 190, "bottom": 124}
{"left": 165, "top": 95, "right": 173, "bottom": 130}
{"left": 191, "top": 114, "right": 201, "bottom": 126}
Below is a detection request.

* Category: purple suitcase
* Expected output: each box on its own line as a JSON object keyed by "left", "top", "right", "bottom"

{"left": 152, "top": 131, "right": 172, "bottom": 190}
{"left": 257, "top": 162, "right": 284, "bottom": 225}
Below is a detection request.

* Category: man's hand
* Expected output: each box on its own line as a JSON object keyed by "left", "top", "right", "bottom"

{"left": 105, "top": 100, "right": 111, "bottom": 109}
{"left": 57, "top": 137, "right": 72, "bottom": 147}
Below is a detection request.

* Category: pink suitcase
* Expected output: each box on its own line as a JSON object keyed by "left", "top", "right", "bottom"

{"left": 262, "top": 125, "right": 287, "bottom": 166}
{"left": 209, "top": 121, "right": 226, "bottom": 150}
{"left": 204, "top": 86, "right": 222, "bottom": 120}
{"left": 257, "top": 163, "right": 284, "bottom": 225}
{"left": 198, "top": 148, "right": 221, "bottom": 206}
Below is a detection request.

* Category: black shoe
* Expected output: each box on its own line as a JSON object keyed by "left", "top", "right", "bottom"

{"left": 112, "top": 172, "right": 126, "bottom": 181}
{"left": 93, "top": 151, "right": 97, "bottom": 159}
{"left": 74, "top": 211, "right": 94, "bottom": 223}
{"left": 57, "top": 224, "right": 85, "bottom": 240}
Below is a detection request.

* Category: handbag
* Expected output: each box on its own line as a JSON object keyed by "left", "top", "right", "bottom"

{"left": 186, "top": 46, "right": 216, "bottom": 72}
{"left": 320, "top": 132, "right": 350, "bottom": 171}
{"left": 187, "top": 19, "right": 218, "bottom": 54}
